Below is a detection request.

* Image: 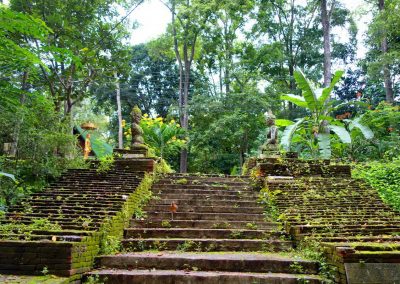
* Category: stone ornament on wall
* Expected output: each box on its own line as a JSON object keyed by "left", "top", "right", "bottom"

{"left": 259, "top": 110, "right": 280, "bottom": 158}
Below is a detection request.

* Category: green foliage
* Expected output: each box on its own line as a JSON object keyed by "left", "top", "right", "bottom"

{"left": 96, "top": 155, "right": 114, "bottom": 173}
{"left": 140, "top": 116, "right": 186, "bottom": 159}
{"left": 100, "top": 235, "right": 121, "bottom": 255}
{"left": 280, "top": 69, "right": 373, "bottom": 159}
{"left": 0, "top": 172, "right": 16, "bottom": 182}
{"left": 353, "top": 159, "right": 400, "bottom": 211}
{"left": 190, "top": 91, "right": 269, "bottom": 173}
{"left": 0, "top": 94, "right": 86, "bottom": 207}
{"left": 175, "top": 178, "right": 188, "bottom": 185}
{"left": 339, "top": 103, "right": 400, "bottom": 161}
{"left": 155, "top": 159, "right": 174, "bottom": 175}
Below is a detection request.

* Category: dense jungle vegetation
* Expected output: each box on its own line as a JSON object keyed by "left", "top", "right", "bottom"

{"left": 1, "top": 0, "right": 400, "bottom": 211}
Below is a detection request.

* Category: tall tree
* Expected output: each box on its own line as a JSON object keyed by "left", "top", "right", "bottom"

{"left": 10, "top": 0, "right": 135, "bottom": 118}
{"left": 199, "top": 0, "right": 253, "bottom": 95}
{"left": 163, "top": 0, "right": 216, "bottom": 172}
{"left": 320, "top": 0, "right": 333, "bottom": 86}
{"left": 378, "top": 0, "right": 394, "bottom": 103}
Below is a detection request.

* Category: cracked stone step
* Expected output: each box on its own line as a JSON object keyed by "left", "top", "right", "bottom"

{"left": 85, "top": 269, "right": 324, "bottom": 284}
{"left": 96, "top": 252, "right": 319, "bottom": 274}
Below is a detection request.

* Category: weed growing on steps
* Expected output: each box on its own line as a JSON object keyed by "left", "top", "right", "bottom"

{"left": 175, "top": 178, "right": 188, "bottom": 185}
{"left": 258, "top": 184, "right": 281, "bottom": 220}
{"left": 177, "top": 240, "right": 202, "bottom": 252}
{"left": 291, "top": 237, "right": 336, "bottom": 283}
{"left": 229, "top": 230, "right": 244, "bottom": 239}
{"left": 161, "top": 220, "right": 172, "bottom": 228}
{"left": 212, "top": 222, "right": 231, "bottom": 229}
{"left": 100, "top": 235, "right": 121, "bottom": 255}
{"left": 0, "top": 218, "right": 61, "bottom": 240}
{"left": 84, "top": 274, "right": 107, "bottom": 284}
{"left": 246, "top": 222, "right": 258, "bottom": 230}
{"left": 96, "top": 155, "right": 114, "bottom": 173}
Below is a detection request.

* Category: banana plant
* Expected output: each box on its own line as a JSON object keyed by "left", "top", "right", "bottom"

{"left": 0, "top": 172, "right": 16, "bottom": 182}
{"left": 277, "top": 69, "right": 374, "bottom": 159}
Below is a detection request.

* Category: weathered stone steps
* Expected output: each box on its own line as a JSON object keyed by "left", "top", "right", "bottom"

{"left": 88, "top": 173, "right": 325, "bottom": 283}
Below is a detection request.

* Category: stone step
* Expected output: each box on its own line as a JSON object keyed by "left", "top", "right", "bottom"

{"left": 10, "top": 204, "right": 122, "bottom": 211}
{"left": 288, "top": 220, "right": 400, "bottom": 226}
{"left": 283, "top": 214, "right": 399, "bottom": 220}
{"left": 294, "top": 227, "right": 400, "bottom": 237}
{"left": 319, "top": 236, "right": 400, "bottom": 243}
{"left": 163, "top": 174, "right": 250, "bottom": 179}
{"left": 145, "top": 205, "right": 264, "bottom": 214}
{"left": 283, "top": 204, "right": 392, "bottom": 210}
{"left": 157, "top": 193, "right": 253, "bottom": 201}
{"left": 130, "top": 219, "right": 277, "bottom": 230}
{"left": 156, "top": 180, "right": 249, "bottom": 186}
{"left": 96, "top": 252, "right": 319, "bottom": 274}
{"left": 122, "top": 238, "right": 292, "bottom": 252}
{"left": 153, "top": 188, "right": 255, "bottom": 196}
{"left": 85, "top": 269, "right": 323, "bottom": 284}
{"left": 148, "top": 199, "right": 258, "bottom": 207}
{"left": 124, "top": 228, "right": 282, "bottom": 239}
{"left": 144, "top": 212, "right": 266, "bottom": 221}
{"left": 153, "top": 183, "right": 251, "bottom": 189}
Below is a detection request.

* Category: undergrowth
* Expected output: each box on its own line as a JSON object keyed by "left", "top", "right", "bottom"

{"left": 353, "top": 158, "right": 400, "bottom": 211}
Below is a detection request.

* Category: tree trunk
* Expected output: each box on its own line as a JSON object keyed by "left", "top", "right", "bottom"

{"left": 321, "top": 0, "right": 332, "bottom": 87}
{"left": 378, "top": 0, "right": 394, "bottom": 103}
{"left": 114, "top": 72, "right": 123, "bottom": 149}
{"left": 179, "top": 49, "right": 190, "bottom": 173}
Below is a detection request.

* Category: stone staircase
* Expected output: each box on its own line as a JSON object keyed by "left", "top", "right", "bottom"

{"left": 267, "top": 177, "right": 400, "bottom": 243}
{"left": 3, "top": 168, "right": 144, "bottom": 234}
{"left": 0, "top": 163, "right": 149, "bottom": 278}
{"left": 264, "top": 173, "right": 400, "bottom": 283}
{"left": 87, "top": 174, "right": 325, "bottom": 283}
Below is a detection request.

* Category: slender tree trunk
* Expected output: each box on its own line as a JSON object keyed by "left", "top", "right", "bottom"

{"left": 114, "top": 72, "right": 123, "bottom": 149}
{"left": 179, "top": 49, "right": 190, "bottom": 173}
{"left": 171, "top": 0, "right": 188, "bottom": 173}
{"left": 321, "top": 0, "right": 332, "bottom": 87}
{"left": 378, "top": 0, "right": 394, "bottom": 103}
